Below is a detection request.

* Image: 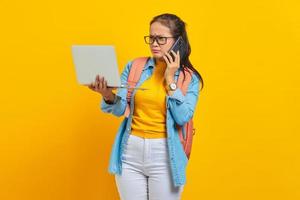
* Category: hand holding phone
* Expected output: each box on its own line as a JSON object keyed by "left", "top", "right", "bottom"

{"left": 168, "top": 36, "right": 186, "bottom": 61}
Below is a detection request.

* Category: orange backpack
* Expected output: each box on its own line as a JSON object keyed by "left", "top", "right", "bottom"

{"left": 123, "top": 57, "right": 195, "bottom": 159}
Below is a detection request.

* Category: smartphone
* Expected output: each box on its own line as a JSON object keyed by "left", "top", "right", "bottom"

{"left": 168, "top": 36, "right": 186, "bottom": 61}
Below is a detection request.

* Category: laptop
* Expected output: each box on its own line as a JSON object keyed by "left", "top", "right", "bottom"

{"left": 71, "top": 45, "right": 146, "bottom": 90}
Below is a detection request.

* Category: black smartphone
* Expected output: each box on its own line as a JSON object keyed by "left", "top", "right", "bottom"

{"left": 168, "top": 36, "right": 186, "bottom": 61}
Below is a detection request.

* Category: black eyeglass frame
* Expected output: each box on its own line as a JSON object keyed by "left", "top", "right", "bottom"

{"left": 144, "top": 35, "right": 176, "bottom": 45}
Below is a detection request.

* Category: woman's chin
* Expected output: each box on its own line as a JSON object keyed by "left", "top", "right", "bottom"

{"left": 152, "top": 53, "right": 163, "bottom": 59}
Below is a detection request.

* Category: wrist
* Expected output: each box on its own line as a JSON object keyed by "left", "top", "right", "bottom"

{"left": 165, "top": 77, "right": 175, "bottom": 85}
{"left": 165, "top": 81, "right": 177, "bottom": 92}
{"left": 103, "top": 92, "right": 115, "bottom": 102}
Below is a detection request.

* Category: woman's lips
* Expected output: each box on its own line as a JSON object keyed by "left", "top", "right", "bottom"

{"left": 152, "top": 50, "right": 160, "bottom": 53}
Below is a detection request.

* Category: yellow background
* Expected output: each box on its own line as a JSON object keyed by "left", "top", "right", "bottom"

{"left": 1, "top": 0, "right": 299, "bottom": 199}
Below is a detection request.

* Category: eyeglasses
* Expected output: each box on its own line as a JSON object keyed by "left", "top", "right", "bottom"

{"left": 144, "top": 35, "right": 175, "bottom": 45}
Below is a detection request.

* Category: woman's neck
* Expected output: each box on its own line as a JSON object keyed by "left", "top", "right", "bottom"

{"left": 154, "top": 57, "right": 167, "bottom": 68}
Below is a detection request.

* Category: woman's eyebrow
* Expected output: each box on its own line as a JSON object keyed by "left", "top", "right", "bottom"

{"left": 150, "top": 34, "right": 165, "bottom": 37}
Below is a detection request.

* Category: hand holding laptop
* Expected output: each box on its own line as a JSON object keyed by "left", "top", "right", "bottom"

{"left": 87, "top": 74, "right": 117, "bottom": 102}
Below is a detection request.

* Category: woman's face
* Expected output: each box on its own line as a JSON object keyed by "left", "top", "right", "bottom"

{"left": 148, "top": 22, "right": 175, "bottom": 60}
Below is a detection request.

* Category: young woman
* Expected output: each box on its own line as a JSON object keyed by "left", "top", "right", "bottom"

{"left": 88, "top": 13, "right": 204, "bottom": 200}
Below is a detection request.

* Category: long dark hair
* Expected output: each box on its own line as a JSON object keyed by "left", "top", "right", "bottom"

{"left": 150, "top": 13, "right": 204, "bottom": 91}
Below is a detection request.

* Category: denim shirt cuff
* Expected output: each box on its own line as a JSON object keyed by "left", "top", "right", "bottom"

{"left": 167, "top": 88, "right": 185, "bottom": 104}
{"left": 101, "top": 94, "right": 121, "bottom": 110}
{"left": 103, "top": 94, "right": 119, "bottom": 105}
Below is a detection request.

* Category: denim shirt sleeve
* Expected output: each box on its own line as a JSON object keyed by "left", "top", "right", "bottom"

{"left": 167, "top": 73, "right": 200, "bottom": 126}
{"left": 100, "top": 60, "right": 132, "bottom": 117}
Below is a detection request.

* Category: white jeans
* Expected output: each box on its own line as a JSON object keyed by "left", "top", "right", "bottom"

{"left": 115, "top": 134, "right": 184, "bottom": 200}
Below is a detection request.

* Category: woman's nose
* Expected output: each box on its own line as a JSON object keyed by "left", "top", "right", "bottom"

{"left": 152, "top": 39, "right": 159, "bottom": 46}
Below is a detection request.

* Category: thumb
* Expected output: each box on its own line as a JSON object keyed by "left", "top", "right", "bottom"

{"left": 109, "top": 87, "right": 117, "bottom": 91}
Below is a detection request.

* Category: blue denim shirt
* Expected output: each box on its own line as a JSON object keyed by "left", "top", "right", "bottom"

{"left": 100, "top": 57, "right": 200, "bottom": 187}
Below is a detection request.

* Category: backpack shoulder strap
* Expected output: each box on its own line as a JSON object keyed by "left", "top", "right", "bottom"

{"left": 124, "top": 56, "right": 150, "bottom": 117}
{"left": 176, "top": 66, "right": 193, "bottom": 95}
{"left": 126, "top": 57, "right": 149, "bottom": 89}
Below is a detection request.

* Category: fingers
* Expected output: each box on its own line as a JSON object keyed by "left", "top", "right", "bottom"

{"left": 164, "top": 52, "right": 172, "bottom": 63}
{"left": 170, "top": 50, "right": 179, "bottom": 63}
{"left": 90, "top": 75, "right": 101, "bottom": 91}
{"left": 92, "top": 75, "right": 98, "bottom": 88}
{"left": 162, "top": 55, "right": 168, "bottom": 64}
{"left": 164, "top": 50, "right": 179, "bottom": 65}
{"left": 164, "top": 50, "right": 178, "bottom": 63}
{"left": 99, "top": 77, "right": 103, "bottom": 90}
{"left": 96, "top": 74, "right": 100, "bottom": 85}
{"left": 87, "top": 75, "right": 112, "bottom": 93}
{"left": 99, "top": 76, "right": 109, "bottom": 91}
{"left": 103, "top": 79, "right": 107, "bottom": 89}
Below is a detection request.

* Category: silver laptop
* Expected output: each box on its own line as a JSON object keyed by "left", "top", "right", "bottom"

{"left": 71, "top": 45, "right": 123, "bottom": 87}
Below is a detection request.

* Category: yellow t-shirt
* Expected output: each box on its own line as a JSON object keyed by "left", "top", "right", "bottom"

{"left": 131, "top": 61, "right": 167, "bottom": 138}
